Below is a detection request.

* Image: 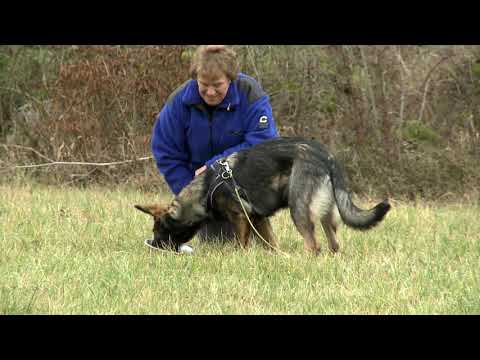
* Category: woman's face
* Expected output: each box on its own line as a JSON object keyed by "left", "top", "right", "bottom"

{"left": 197, "top": 71, "right": 231, "bottom": 106}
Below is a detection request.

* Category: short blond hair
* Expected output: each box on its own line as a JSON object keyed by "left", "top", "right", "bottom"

{"left": 189, "top": 45, "right": 239, "bottom": 81}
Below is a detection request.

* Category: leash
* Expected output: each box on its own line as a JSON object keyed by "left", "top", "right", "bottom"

{"left": 213, "top": 159, "right": 291, "bottom": 258}
{"left": 144, "top": 238, "right": 190, "bottom": 255}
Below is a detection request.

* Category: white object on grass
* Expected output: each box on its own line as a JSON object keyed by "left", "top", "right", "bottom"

{"left": 144, "top": 239, "right": 194, "bottom": 254}
{"left": 178, "top": 243, "right": 194, "bottom": 254}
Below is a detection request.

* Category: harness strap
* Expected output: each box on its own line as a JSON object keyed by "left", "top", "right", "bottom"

{"left": 206, "top": 158, "right": 249, "bottom": 210}
{"left": 205, "top": 158, "right": 290, "bottom": 257}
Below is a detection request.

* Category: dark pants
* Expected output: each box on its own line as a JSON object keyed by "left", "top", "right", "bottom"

{"left": 197, "top": 218, "right": 236, "bottom": 243}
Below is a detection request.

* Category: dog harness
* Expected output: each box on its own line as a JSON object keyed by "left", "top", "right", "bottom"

{"left": 204, "top": 158, "right": 288, "bottom": 256}
{"left": 206, "top": 158, "right": 251, "bottom": 211}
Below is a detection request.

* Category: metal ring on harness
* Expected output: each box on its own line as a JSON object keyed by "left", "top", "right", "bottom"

{"left": 221, "top": 169, "right": 233, "bottom": 179}
{"left": 216, "top": 159, "right": 233, "bottom": 180}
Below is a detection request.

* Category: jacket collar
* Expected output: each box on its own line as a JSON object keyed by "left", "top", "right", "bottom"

{"left": 181, "top": 77, "right": 240, "bottom": 110}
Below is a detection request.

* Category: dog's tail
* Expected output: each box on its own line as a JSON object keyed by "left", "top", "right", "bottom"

{"left": 329, "top": 158, "right": 390, "bottom": 230}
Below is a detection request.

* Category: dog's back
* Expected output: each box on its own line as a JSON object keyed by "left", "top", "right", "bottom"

{"left": 229, "top": 137, "right": 390, "bottom": 252}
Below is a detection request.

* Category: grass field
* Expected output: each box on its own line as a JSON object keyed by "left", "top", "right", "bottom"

{"left": 1, "top": 183, "right": 479, "bottom": 314}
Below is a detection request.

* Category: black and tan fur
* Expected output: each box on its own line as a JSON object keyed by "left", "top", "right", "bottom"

{"left": 135, "top": 137, "right": 391, "bottom": 254}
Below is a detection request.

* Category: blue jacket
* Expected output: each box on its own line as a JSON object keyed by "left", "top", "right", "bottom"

{"left": 152, "top": 73, "right": 279, "bottom": 195}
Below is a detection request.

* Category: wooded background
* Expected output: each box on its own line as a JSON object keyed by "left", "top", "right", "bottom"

{"left": 1, "top": 45, "right": 479, "bottom": 200}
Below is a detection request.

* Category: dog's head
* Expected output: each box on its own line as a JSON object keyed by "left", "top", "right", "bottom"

{"left": 134, "top": 200, "right": 201, "bottom": 250}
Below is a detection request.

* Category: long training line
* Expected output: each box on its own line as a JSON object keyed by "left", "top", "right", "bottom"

{"left": 0, "top": 157, "right": 153, "bottom": 172}
{"left": 1, "top": 143, "right": 153, "bottom": 172}
{"left": 234, "top": 186, "right": 291, "bottom": 259}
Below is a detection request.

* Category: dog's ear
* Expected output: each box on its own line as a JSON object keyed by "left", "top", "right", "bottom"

{"left": 167, "top": 200, "right": 182, "bottom": 220}
{"left": 134, "top": 204, "right": 166, "bottom": 218}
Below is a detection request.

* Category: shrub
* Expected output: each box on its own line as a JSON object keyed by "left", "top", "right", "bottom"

{"left": 1, "top": 45, "right": 480, "bottom": 199}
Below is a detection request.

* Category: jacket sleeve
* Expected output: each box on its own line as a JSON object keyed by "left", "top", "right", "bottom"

{"left": 151, "top": 103, "right": 193, "bottom": 195}
{"left": 205, "top": 95, "right": 279, "bottom": 167}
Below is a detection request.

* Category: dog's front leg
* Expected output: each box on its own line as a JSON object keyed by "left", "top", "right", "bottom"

{"left": 228, "top": 212, "right": 251, "bottom": 249}
{"left": 252, "top": 216, "right": 279, "bottom": 251}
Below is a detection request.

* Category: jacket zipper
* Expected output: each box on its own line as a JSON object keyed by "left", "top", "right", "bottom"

{"left": 207, "top": 110, "right": 214, "bottom": 159}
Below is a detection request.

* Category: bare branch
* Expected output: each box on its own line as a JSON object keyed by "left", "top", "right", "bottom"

{"left": 1, "top": 144, "right": 55, "bottom": 163}
{"left": 359, "top": 46, "right": 379, "bottom": 124}
{"left": 418, "top": 55, "right": 453, "bottom": 122}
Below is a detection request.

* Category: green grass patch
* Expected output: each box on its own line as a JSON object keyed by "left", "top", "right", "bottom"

{"left": 1, "top": 183, "right": 479, "bottom": 314}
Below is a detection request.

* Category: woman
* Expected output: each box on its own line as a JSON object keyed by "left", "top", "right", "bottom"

{"left": 151, "top": 45, "right": 278, "bottom": 243}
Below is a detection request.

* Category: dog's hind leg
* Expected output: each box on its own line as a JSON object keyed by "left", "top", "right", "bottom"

{"left": 288, "top": 164, "right": 322, "bottom": 254}
{"left": 290, "top": 207, "right": 319, "bottom": 253}
{"left": 321, "top": 209, "right": 340, "bottom": 253}
{"left": 288, "top": 198, "right": 320, "bottom": 254}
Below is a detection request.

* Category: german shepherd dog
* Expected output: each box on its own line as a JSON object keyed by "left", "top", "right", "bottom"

{"left": 135, "top": 137, "right": 391, "bottom": 254}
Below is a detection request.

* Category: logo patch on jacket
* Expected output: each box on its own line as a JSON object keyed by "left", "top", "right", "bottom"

{"left": 258, "top": 115, "right": 269, "bottom": 129}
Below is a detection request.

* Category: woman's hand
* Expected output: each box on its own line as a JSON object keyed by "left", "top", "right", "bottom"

{"left": 195, "top": 165, "right": 207, "bottom": 177}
